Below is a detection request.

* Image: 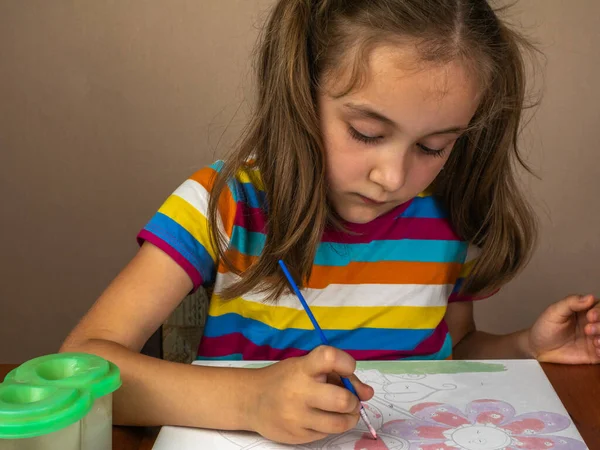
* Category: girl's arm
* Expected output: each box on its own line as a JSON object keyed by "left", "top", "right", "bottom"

{"left": 60, "top": 242, "right": 258, "bottom": 430}
{"left": 445, "top": 301, "right": 532, "bottom": 359}
{"left": 447, "top": 297, "right": 600, "bottom": 363}
{"left": 61, "top": 242, "right": 373, "bottom": 444}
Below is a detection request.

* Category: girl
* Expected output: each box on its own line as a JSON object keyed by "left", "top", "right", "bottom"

{"left": 61, "top": 0, "right": 600, "bottom": 445}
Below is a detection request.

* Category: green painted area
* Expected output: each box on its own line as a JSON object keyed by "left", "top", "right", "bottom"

{"left": 241, "top": 360, "right": 505, "bottom": 374}
{"left": 355, "top": 360, "right": 506, "bottom": 374}
{"left": 243, "top": 362, "right": 273, "bottom": 369}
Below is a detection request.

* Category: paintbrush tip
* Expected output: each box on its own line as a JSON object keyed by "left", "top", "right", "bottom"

{"left": 368, "top": 425, "right": 378, "bottom": 440}
{"left": 360, "top": 407, "right": 378, "bottom": 439}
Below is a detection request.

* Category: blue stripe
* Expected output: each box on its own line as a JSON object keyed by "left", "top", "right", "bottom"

{"left": 209, "top": 160, "right": 241, "bottom": 204}
{"left": 195, "top": 354, "right": 244, "bottom": 361}
{"left": 315, "top": 240, "right": 468, "bottom": 266}
{"left": 235, "top": 182, "right": 266, "bottom": 209}
{"left": 209, "top": 160, "right": 267, "bottom": 209}
{"left": 230, "top": 227, "right": 266, "bottom": 256}
{"left": 229, "top": 229, "right": 467, "bottom": 265}
{"left": 209, "top": 160, "right": 225, "bottom": 172}
{"left": 400, "top": 196, "right": 447, "bottom": 219}
{"left": 144, "top": 213, "right": 215, "bottom": 285}
{"left": 452, "top": 277, "right": 465, "bottom": 294}
{"left": 203, "top": 313, "right": 433, "bottom": 352}
{"left": 402, "top": 333, "right": 452, "bottom": 360}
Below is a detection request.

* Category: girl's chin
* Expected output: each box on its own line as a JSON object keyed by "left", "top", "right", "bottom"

{"left": 333, "top": 203, "right": 389, "bottom": 224}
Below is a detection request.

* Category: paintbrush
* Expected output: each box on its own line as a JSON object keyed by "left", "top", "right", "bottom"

{"left": 278, "top": 259, "right": 378, "bottom": 440}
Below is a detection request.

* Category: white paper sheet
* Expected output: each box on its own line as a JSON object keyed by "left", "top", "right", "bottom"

{"left": 152, "top": 360, "right": 588, "bottom": 449}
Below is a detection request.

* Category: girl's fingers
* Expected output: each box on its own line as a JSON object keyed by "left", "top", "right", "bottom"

{"left": 307, "top": 382, "right": 360, "bottom": 414}
{"left": 585, "top": 300, "right": 600, "bottom": 324}
{"left": 326, "top": 373, "right": 374, "bottom": 401}
{"left": 584, "top": 301, "right": 600, "bottom": 336}
{"left": 305, "top": 408, "right": 360, "bottom": 436}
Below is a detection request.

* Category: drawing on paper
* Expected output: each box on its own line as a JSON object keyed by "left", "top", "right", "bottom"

{"left": 153, "top": 362, "right": 588, "bottom": 450}
{"left": 358, "top": 368, "right": 457, "bottom": 412}
{"left": 381, "top": 399, "right": 587, "bottom": 450}
{"left": 216, "top": 371, "right": 586, "bottom": 450}
{"left": 219, "top": 398, "right": 585, "bottom": 449}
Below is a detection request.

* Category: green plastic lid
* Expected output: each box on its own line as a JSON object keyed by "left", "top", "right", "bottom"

{"left": 5, "top": 353, "right": 121, "bottom": 399}
{"left": 0, "top": 382, "right": 92, "bottom": 439}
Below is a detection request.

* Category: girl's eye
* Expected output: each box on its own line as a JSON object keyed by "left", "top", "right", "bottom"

{"left": 349, "top": 126, "right": 447, "bottom": 158}
{"left": 348, "top": 126, "right": 383, "bottom": 145}
{"left": 417, "top": 143, "right": 446, "bottom": 158}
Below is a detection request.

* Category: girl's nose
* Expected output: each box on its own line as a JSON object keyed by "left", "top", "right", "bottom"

{"left": 369, "top": 150, "right": 408, "bottom": 193}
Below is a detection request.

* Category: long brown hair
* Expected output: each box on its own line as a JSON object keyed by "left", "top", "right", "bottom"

{"left": 208, "top": 0, "right": 539, "bottom": 300}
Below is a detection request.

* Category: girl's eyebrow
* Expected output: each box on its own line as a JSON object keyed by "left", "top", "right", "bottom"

{"left": 342, "top": 102, "right": 468, "bottom": 136}
{"left": 343, "top": 102, "right": 396, "bottom": 127}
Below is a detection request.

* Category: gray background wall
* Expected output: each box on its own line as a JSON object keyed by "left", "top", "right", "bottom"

{"left": 1, "top": 0, "right": 598, "bottom": 363}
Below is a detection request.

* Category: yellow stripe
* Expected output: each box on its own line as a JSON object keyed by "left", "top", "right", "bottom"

{"left": 237, "top": 168, "right": 265, "bottom": 190}
{"left": 458, "top": 259, "right": 475, "bottom": 278}
{"left": 209, "top": 295, "right": 445, "bottom": 330}
{"left": 158, "top": 195, "right": 217, "bottom": 262}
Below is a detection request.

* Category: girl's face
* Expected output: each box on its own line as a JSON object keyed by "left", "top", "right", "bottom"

{"left": 318, "top": 44, "right": 481, "bottom": 224}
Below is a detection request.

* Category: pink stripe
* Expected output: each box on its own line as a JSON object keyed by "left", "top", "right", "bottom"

{"left": 233, "top": 202, "right": 267, "bottom": 233}
{"left": 198, "top": 334, "right": 309, "bottom": 360}
{"left": 137, "top": 230, "right": 203, "bottom": 290}
{"left": 335, "top": 200, "right": 413, "bottom": 235}
{"left": 197, "top": 323, "right": 448, "bottom": 361}
{"left": 322, "top": 217, "right": 461, "bottom": 243}
{"left": 231, "top": 201, "right": 459, "bottom": 243}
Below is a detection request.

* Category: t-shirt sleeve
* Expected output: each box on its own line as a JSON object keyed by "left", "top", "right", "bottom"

{"left": 448, "top": 244, "right": 499, "bottom": 303}
{"left": 137, "top": 162, "right": 237, "bottom": 291}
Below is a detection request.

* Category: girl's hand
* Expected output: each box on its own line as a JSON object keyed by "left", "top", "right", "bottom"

{"left": 529, "top": 294, "right": 600, "bottom": 364}
{"left": 248, "top": 345, "right": 374, "bottom": 444}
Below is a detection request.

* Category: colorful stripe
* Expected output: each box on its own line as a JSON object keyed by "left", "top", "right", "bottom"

{"left": 229, "top": 229, "right": 467, "bottom": 265}
{"left": 400, "top": 196, "right": 448, "bottom": 219}
{"left": 213, "top": 272, "right": 454, "bottom": 308}
{"left": 402, "top": 333, "right": 453, "bottom": 360}
{"left": 202, "top": 313, "right": 434, "bottom": 351}
{"left": 137, "top": 229, "right": 203, "bottom": 288}
{"left": 197, "top": 320, "right": 450, "bottom": 361}
{"left": 141, "top": 212, "right": 216, "bottom": 285}
{"left": 233, "top": 203, "right": 267, "bottom": 233}
{"left": 189, "top": 165, "right": 237, "bottom": 236}
{"left": 313, "top": 240, "right": 467, "bottom": 265}
{"left": 219, "top": 250, "right": 463, "bottom": 286}
{"left": 137, "top": 161, "right": 486, "bottom": 362}
{"left": 308, "top": 261, "right": 463, "bottom": 288}
{"left": 322, "top": 217, "right": 462, "bottom": 243}
{"left": 208, "top": 295, "right": 446, "bottom": 330}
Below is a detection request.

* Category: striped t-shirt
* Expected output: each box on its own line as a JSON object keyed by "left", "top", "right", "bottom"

{"left": 138, "top": 161, "right": 487, "bottom": 361}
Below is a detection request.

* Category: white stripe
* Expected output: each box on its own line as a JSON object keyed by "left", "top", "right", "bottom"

{"left": 173, "top": 178, "right": 229, "bottom": 244}
{"left": 213, "top": 271, "right": 452, "bottom": 308}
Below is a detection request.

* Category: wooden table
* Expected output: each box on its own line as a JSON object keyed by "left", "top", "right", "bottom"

{"left": 2, "top": 363, "right": 599, "bottom": 449}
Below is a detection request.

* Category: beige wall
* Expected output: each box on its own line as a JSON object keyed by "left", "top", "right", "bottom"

{"left": 0, "top": 1, "right": 598, "bottom": 363}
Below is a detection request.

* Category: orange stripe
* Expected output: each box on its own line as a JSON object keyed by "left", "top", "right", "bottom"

{"left": 307, "top": 261, "right": 462, "bottom": 288}
{"left": 219, "top": 248, "right": 258, "bottom": 273}
{"left": 189, "top": 167, "right": 236, "bottom": 238}
{"left": 218, "top": 252, "right": 461, "bottom": 287}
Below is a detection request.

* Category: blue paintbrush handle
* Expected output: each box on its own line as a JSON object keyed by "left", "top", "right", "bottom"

{"left": 340, "top": 376, "right": 359, "bottom": 396}
{"left": 278, "top": 260, "right": 377, "bottom": 439}
{"left": 278, "top": 260, "right": 359, "bottom": 395}
{"left": 278, "top": 260, "right": 329, "bottom": 345}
